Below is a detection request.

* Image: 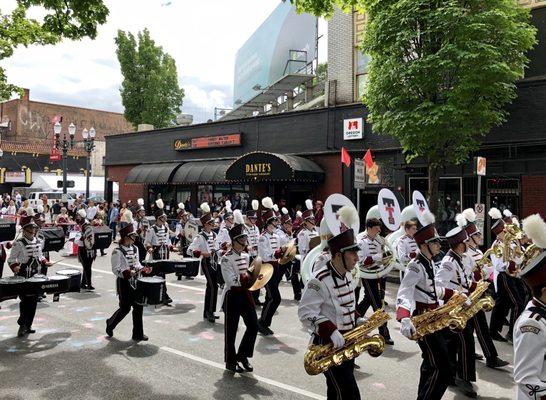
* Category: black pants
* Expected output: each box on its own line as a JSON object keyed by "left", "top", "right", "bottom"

{"left": 473, "top": 310, "right": 498, "bottom": 360}
{"left": 324, "top": 357, "right": 360, "bottom": 399}
{"left": 490, "top": 272, "right": 525, "bottom": 335}
{"left": 107, "top": 278, "right": 143, "bottom": 338}
{"left": 417, "top": 329, "right": 453, "bottom": 400}
{"left": 357, "top": 278, "right": 390, "bottom": 339}
{"left": 260, "top": 264, "right": 282, "bottom": 327}
{"left": 78, "top": 247, "right": 95, "bottom": 287}
{"left": 18, "top": 295, "right": 39, "bottom": 328}
{"left": 447, "top": 321, "right": 476, "bottom": 382}
{"left": 288, "top": 259, "right": 303, "bottom": 300}
{"left": 202, "top": 258, "right": 218, "bottom": 317}
{"left": 224, "top": 289, "right": 258, "bottom": 365}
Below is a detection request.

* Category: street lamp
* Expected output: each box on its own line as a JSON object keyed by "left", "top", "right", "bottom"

{"left": 82, "top": 126, "right": 96, "bottom": 200}
{"left": 54, "top": 121, "right": 76, "bottom": 197}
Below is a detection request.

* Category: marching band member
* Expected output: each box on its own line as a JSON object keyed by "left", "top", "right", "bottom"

{"left": 396, "top": 211, "right": 460, "bottom": 400}
{"left": 297, "top": 199, "right": 319, "bottom": 262}
{"left": 134, "top": 198, "right": 149, "bottom": 263}
{"left": 145, "top": 199, "right": 173, "bottom": 306}
{"left": 220, "top": 210, "right": 258, "bottom": 373}
{"left": 257, "top": 198, "right": 283, "bottom": 335}
{"left": 216, "top": 203, "right": 234, "bottom": 254}
{"left": 299, "top": 228, "right": 362, "bottom": 400}
{"left": 187, "top": 202, "right": 219, "bottom": 323}
{"left": 396, "top": 219, "right": 418, "bottom": 275}
{"left": 462, "top": 208, "right": 509, "bottom": 369}
{"left": 76, "top": 208, "right": 96, "bottom": 291}
{"left": 514, "top": 214, "right": 546, "bottom": 400}
{"left": 8, "top": 212, "right": 51, "bottom": 337}
{"left": 278, "top": 207, "right": 302, "bottom": 300}
{"left": 34, "top": 206, "right": 48, "bottom": 301}
{"left": 106, "top": 222, "right": 152, "bottom": 341}
{"left": 488, "top": 208, "right": 525, "bottom": 342}
{"left": 245, "top": 200, "right": 261, "bottom": 305}
{"left": 174, "top": 203, "right": 194, "bottom": 280}
{"left": 311, "top": 218, "right": 333, "bottom": 275}
{"left": 435, "top": 217, "right": 477, "bottom": 397}
{"left": 357, "top": 216, "right": 394, "bottom": 345}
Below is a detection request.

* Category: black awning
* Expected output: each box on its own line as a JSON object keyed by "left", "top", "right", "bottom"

{"left": 170, "top": 160, "right": 231, "bottom": 184}
{"left": 225, "top": 151, "right": 324, "bottom": 183}
{"left": 125, "top": 163, "right": 181, "bottom": 184}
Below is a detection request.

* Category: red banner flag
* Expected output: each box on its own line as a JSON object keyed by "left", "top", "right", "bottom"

{"left": 341, "top": 147, "right": 351, "bottom": 167}
{"left": 364, "top": 148, "right": 374, "bottom": 168}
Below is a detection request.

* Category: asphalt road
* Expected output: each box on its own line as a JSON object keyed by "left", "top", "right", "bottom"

{"left": 0, "top": 246, "right": 517, "bottom": 400}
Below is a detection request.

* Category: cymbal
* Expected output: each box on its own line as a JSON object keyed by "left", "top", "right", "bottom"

{"left": 278, "top": 241, "right": 297, "bottom": 265}
{"left": 248, "top": 263, "right": 274, "bottom": 291}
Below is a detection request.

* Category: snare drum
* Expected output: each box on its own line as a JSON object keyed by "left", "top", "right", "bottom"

{"left": 175, "top": 258, "right": 200, "bottom": 278}
{"left": 135, "top": 276, "right": 165, "bottom": 306}
{"left": 0, "top": 276, "right": 25, "bottom": 301}
{"left": 25, "top": 274, "right": 48, "bottom": 296}
{"left": 55, "top": 269, "right": 82, "bottom": 292}
{"left": 45, "top": 275, "right": 70, "bottom": 294}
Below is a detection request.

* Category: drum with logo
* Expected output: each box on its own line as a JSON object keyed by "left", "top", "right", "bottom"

{"left": 135, "top": 276, "right": 165, "bottom": 306}
{"left": 55, "top": 269, "right": 82, "bottom": 292}
{"left": 175, "top": 258, "right": 200, "bottom": 278}
{"left": 45, "top": 275, "right": 71, "bottom": 294}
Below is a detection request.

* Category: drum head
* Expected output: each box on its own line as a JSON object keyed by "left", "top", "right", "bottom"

{"left": 180, "top": 257, "right": 200, "bottom": 262}
{"left": 56, "top": 269, "right": 81, "bottom": 276}
{"left": 138, "top": 276, "right": 165, "bottom": 283}
{"left": 27, "top": 275, "right": 47, "bottom": 282}
{"left": 49, "top": 275, "right": 69, "bottom": 281}
{"left": 0, "top": 276, "right": 25, "bottom": 284}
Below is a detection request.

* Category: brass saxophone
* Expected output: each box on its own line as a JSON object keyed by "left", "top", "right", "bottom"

{"left": 473, "top": 244, "right": 503, "bottom": 279}
{"left": 410, "top": 281, "right": 493, "bottom": 340}
{"left": 503, "top": 224, "right": 524, "bottom": 276}
{"left": 304, "top": 309, "right": 390, "bottom": 375}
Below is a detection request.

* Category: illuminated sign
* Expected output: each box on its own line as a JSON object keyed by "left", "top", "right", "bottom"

{"left": 174, "top": 134, "right": 241, "bottom": 151}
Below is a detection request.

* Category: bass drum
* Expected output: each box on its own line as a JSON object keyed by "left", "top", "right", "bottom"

{"left": 301, "top": 245, "right": 322, "bottom": 284}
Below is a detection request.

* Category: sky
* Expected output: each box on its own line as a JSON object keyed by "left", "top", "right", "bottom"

{"left": 2, "top": 0, "right": 327, "bottom": 124}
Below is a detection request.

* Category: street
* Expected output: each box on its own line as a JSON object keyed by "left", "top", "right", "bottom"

{"left": 0, "top": 247, "right": 516, "bottom": 400}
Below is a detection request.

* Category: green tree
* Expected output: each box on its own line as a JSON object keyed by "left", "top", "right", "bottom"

{"left": 295, "top": 0, "right": 536, "bottom": 214}
{"left": 0, "top": 0, "right": 109, "bottom": 100}
{"left": 115, "top": 29, "right": 185, "bottom": 129}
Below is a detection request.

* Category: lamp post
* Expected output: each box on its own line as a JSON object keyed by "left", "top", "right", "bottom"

{"left": 82, "top": 127, "right": 96, "bottom": 200}
{"left": 54, "top": 122, "right": 75, "bottom": 197}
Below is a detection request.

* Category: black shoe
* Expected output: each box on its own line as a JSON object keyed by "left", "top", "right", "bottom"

{"left": 185, "top": 276, "right": 194, "bottom": 280}
{"left": 225, "top": 362, "right": 244, "bottom": 373}
{"left": 162, "top": 302, "right": 173, "bottom": 307}
{"left": 384, "top": 337, "right": 394, "bottom": 346}
{"left": 490, "top": 331, "right": 508, "bottom": 342}
{"left": 26, "top": 328, "right": 36, "bottom": 334}
{"left": 237, "top": 357, "right": 253, "bottom": 372}
{"left": 132, "top": 335, "right": 149, "bottom": 341}
{"left": 17, "top": 325, "right": 27, "bottom": 337}
{"left": 454, "top": 378, "right": 477, "bottom": 398}
{"left": 486, "top": 356, "right": 510, "bottom": 369}
{"left": 106, "top": 320, "right": 114, "bottom": 338}
{"left": 475, "top": 353, "right": 484, "bottom": 361}
{"left": 81, "top": 284, "right": 88, "bottom": 290}
{"left": 87, "top": 286, "right": 95, "bottom": 291}
{"left": 294, "top": 294, "right": 301, "bottom": 301}
{"left": 41, "top": 294, "right": 46, "bottom": 299}
{"left": 258, "top": 321, "right": 274, "bottom": 336}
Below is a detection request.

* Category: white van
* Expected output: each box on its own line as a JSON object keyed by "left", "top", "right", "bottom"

{"left": 28, "top": 191, "right": 75, "bottom": 209}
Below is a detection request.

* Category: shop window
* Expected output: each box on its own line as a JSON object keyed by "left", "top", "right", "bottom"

{"left": 355, "top": 51, "right": 370, "bottom": 101}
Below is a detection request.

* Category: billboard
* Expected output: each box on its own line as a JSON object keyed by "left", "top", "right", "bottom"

{"left": 233, "top": 2, "right": 317, "bottom": 106}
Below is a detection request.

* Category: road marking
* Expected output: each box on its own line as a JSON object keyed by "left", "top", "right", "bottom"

{"left": 55, "top": 261, "right": 204, "bottom": 292}
{"left": 160, "top": 346, "right": 326, "bottom": 400}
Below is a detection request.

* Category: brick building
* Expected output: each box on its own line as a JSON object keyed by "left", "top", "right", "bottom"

{"left": 0, "top": 89, "right": 133, "bottom": 194}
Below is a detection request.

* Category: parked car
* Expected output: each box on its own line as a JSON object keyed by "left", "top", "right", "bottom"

{"left": 28, "top": 191, "right": 75, "bottom": 209}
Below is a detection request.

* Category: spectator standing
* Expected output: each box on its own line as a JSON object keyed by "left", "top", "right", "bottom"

{"left": 109, "top": 203, "right": 119, "bottom": 241}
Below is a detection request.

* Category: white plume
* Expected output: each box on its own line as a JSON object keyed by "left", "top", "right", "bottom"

{"left": 261, "top": 197, "right": 273, "bottom": 209}
{"left": 523, "top": 214, "right": 546, "bottom": 249}
{"left": 200, "top": 202, "right": 210, "bottom": 214}
{"left": 26, "top": 207, "right": 35, "bottom": 217}
{"left": 455, "top": 213, "right": 467, "bottom": 229}
{"left": 462, "top": 208, "right": 476, "bottom": 223}
{"left": 77, "top": 209, "right": 86, "bottom": 218}
{"left": 296, "top": 210, "right": 302, "bottom": 218}
{"left": 273, "top": 204, "right": 279, "bottom": 212}
{"left": 178, "top": 202, "right": 185, "bottom": 210}
{"left": 233, "top": 209, "right": 244, "bottom": 225}
{"left": 421, "top": 211, "right": 435, "bottom": 225}
{"left": 503, "top": 209, "right": 512, "bottom": 218}
{"left": 488, "top": 207, "right": 502, "bottom": 220}
{"left": 305, "top": 199, "right": 313, "bottom": 211}
{"left": 339, "top": 205, "right": 358, "bottom": 228}
{"left": 512, "top": 217, "right": 520, "bottom": 228}
{"left": 155, "top": 199, "right": 164, "bottom": 209}
{"left": 124, "top": 210, "right": 133, "bottom": 222}
{"left": 252, "top": 200, "right": 259, "bottom": 211}
{"left": 37, "top": 204, "right": 44, "bottom": 213}
{"left": 282, "top": 207, "right": 289, "bottom": 215}
{"left": 137, "top": 198, "right": 144, "bottom": 206}
{"left": 225, "top": 200, "right": 232, "bottom": 210}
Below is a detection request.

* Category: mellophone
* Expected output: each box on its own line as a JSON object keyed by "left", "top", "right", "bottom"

{"left": 0, "top": 268, "right": 83, "bottom": 302}
{"left": 142, "top": 258, "right": 200, "bottom": 278}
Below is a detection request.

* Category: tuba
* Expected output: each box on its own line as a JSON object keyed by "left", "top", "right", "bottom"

{"left": 304, "top": 309, "right": 389, "bottom": 375}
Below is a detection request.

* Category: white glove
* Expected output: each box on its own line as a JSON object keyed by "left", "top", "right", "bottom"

{"left": 400, "top": 318, "right": 416, "bottom": 339}
{"left": 356, "top": 317, "right": 366, "bottom": 326}
{"left": 461, "top": 293, "right": 472, "bottom": 307}
{"left": 330, "top": 330, "right": 345, "bottom": 349}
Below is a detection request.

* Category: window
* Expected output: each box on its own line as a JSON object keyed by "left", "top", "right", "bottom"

{"left": 355, "top": 51, "right": 371, "bottom": 101}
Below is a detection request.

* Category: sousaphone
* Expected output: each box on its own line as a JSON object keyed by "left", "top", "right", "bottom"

{"left": 247, "top": 256, "right": 274, "bottom": 291}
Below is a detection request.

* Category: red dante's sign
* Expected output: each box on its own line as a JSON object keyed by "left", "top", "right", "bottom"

{"left": 174, "top": 134, "right": 241, "bottom": 151}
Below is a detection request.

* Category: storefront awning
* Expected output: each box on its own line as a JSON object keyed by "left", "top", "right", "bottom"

{"left": 225, "top": 151, "right": 324, "bottom": 183}
{"left": 125, "top": 163, "right": 181, "bottom": 184}
{"left": 171, "top": 160, "right": 230, "bottom": 184}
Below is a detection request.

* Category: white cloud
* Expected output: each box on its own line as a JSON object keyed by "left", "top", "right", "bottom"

{"left": 2, "top": 0, "right": 327, "bottom": 123}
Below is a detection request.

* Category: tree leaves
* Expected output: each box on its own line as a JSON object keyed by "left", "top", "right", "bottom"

{"left": 115, "top": 29, "right": 185, "bottom": 129}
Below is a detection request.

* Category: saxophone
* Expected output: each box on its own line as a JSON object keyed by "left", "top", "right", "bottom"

{"left": 503, "top": 224, "right": 524, "bottom": 276}
{"left": 473, "top": 244, "right": 503, "bottom": 279}
{"left": 304, "top": 309, "right": 390, "bottom": 375}
{"left": 410, "top": 280, "right": 494, "bottom": 340}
